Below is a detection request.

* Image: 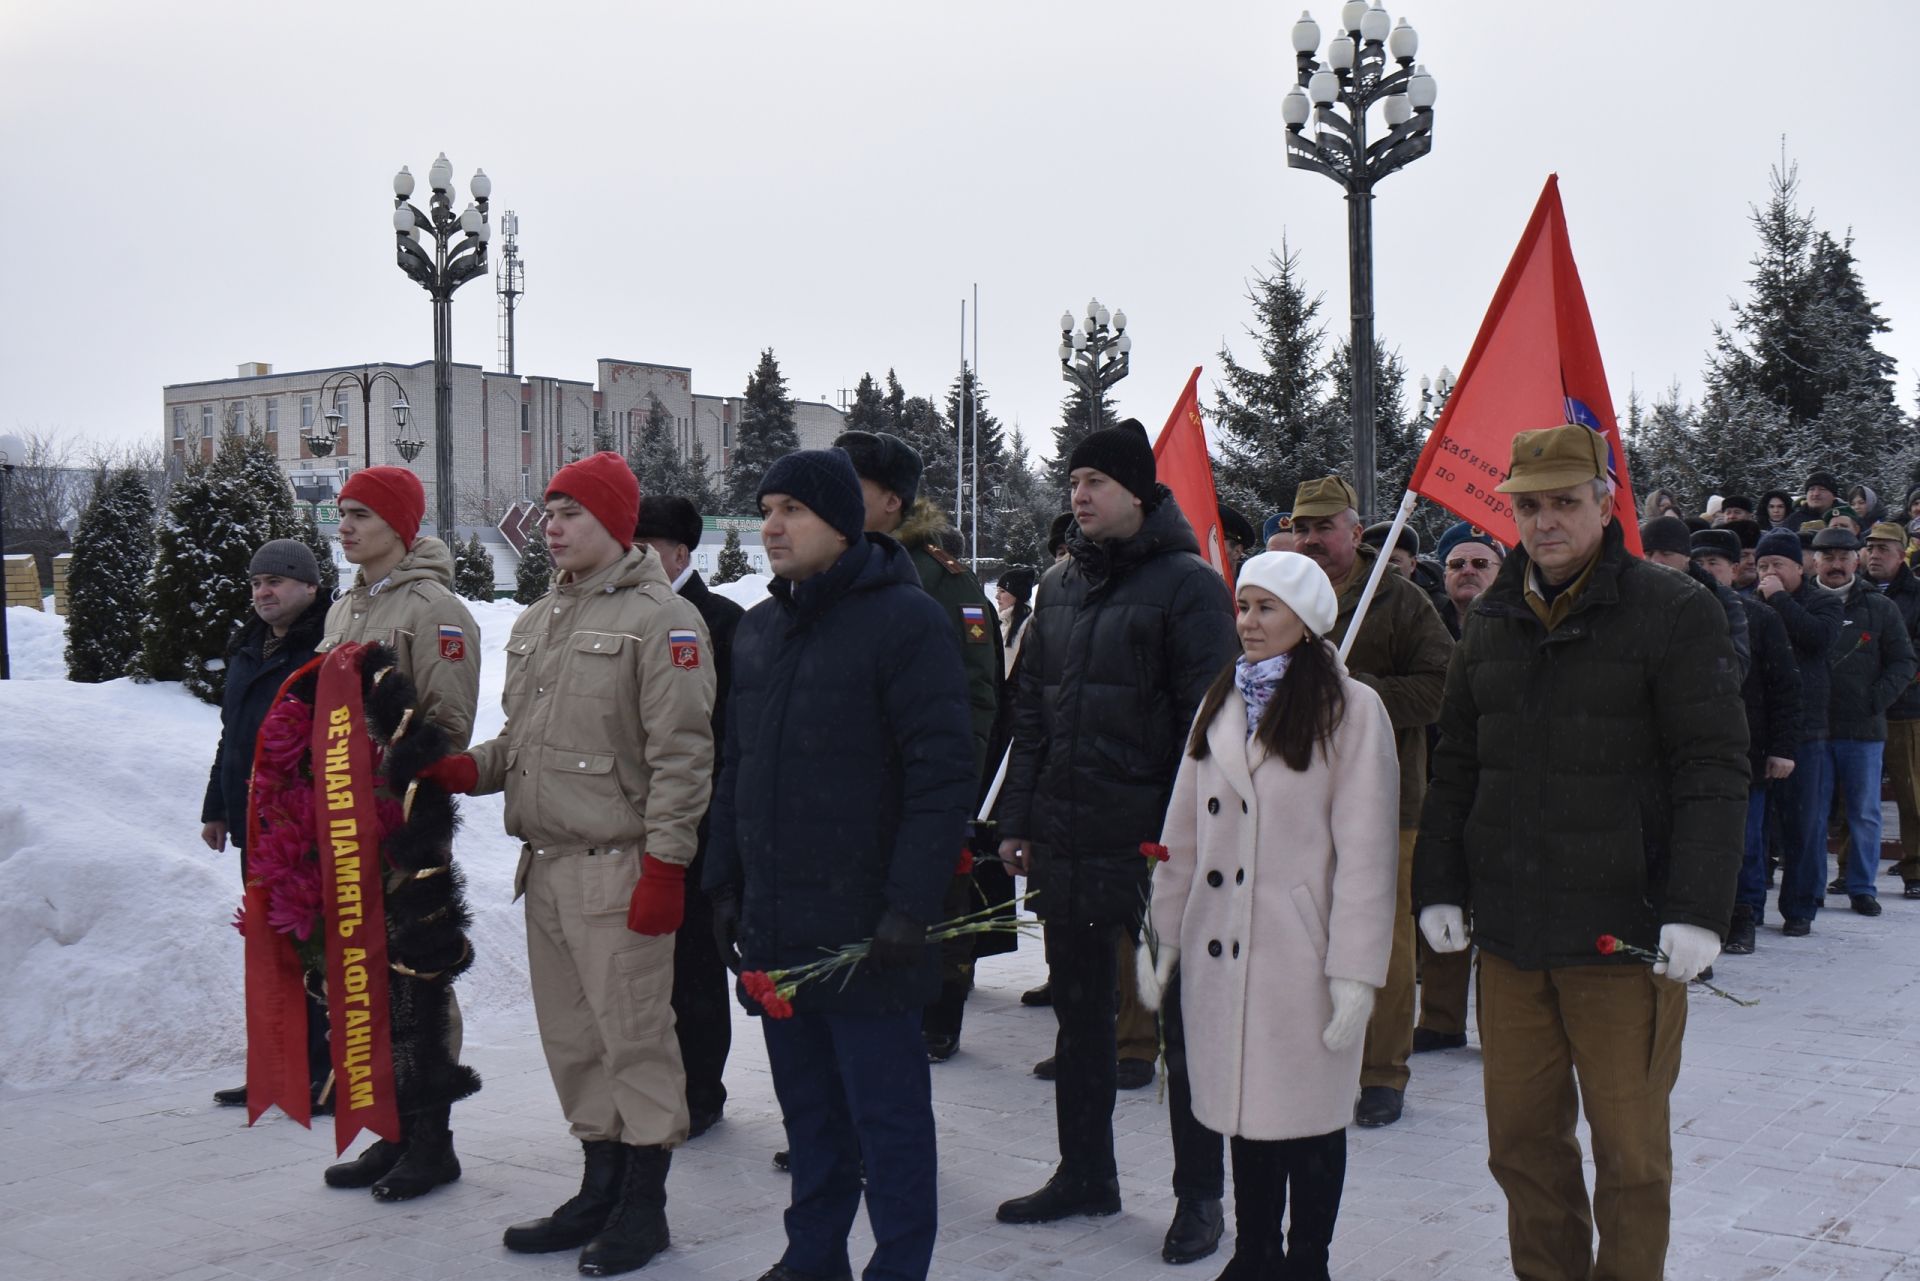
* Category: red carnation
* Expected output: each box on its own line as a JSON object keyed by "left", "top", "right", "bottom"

{"left": 1861, "top": 632, "right": 1873, "bottom": 643}
{"left": 1596, "top": 934, "right": 1619, "bottom": 956}
{"left": 1140, "top": 842, "right": 1170, "bottom": 863}
{"left": 255, "top": 697, "right": 314, "bottom": 785}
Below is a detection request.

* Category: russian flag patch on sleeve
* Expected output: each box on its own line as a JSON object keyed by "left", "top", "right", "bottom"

{"left": 438, "top": 624, "right": 466, "bottom": 661}
{"left": 959, "top": 604, "right": 990, "bottom": 645}
{"left": 669, "top": 628, "right": 701, "bottom": 670}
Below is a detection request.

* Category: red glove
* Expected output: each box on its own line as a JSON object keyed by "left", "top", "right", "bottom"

{"left": 627, "top": 855, "right": 686, "bottom": 935}
{"left": 418, "top": 754, "right": 478, "bottom": 795}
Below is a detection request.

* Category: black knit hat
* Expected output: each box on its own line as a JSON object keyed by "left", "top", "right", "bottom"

{"left": 633, "top": 495, "right": 703, "bottom": 552}
{"left": 1690, "top": 529, "right": 1741, "bottom": 561}
{"left": 1640, "top": 515, "right": 1693, "bottom": 557}
{"left": 249, "top": 538, "right": 321, "bottom": 585}
{"left": 1047, "top": 511, "right": 1074, "bottom": 556}
{"left": 998, "top": 565, "right": 1036, "bottom": 604}
{"left": 832, "top": 430, "right": 923, "bottom": 509}
{"left": 757, "top": 448, "right": 867, "bottom": 545}
{"left": 1066, "top": 418, "right": 1156, "bottom": 500}
{"left": 1806, "top": 470, "right": 1841, "bottom": 495}
{"left": 1755, "top": 529, "right": 1803, "bottom": 563}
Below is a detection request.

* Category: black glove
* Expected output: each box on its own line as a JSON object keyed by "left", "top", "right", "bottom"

{"left": 711, "top": 888, "right": 743, "bottom": 973}
{"left": 867, "top": 908, "right": 927, "bottom": 973}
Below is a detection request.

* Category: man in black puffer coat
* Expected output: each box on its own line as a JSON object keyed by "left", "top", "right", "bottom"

{"left": 704, "top": 448, "right": 973, "bottom": 1281}
{"left": 994, "top": 420, "right": 1237, "bottom": 1228}
{"left": 200, "top": 539, "right": 331, "bottom": 1112}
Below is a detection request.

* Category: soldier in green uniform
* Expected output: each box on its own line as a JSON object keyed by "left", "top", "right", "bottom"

{"left": 835, "top": 431, "right": 1003, "bottom": 1061}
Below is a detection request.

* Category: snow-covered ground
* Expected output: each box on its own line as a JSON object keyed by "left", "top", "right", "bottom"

{"left": 0, "top": 578, "right": 774, "bottom": 1089}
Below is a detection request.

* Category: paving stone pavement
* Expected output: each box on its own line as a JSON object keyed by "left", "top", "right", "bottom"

{"left": 4, "top": 870, "right": 1919, "bottom": 1281}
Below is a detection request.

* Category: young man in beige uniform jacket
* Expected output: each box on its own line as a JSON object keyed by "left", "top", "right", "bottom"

{"left": 425, "top": 452, "right": 716, "bottom": 1277}
{"left": 316, "top": 466, "right": 481, "bottom": 1202}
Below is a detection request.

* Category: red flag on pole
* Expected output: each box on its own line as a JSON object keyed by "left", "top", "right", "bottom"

{"left": 1408, "top": 175, "right": 1642, "bottom": 555}
{"left": 1152, "top": 366, "right": 1235, "bottom": 589}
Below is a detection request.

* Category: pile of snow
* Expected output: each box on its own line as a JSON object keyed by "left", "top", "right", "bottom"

{"left": 709, "top": 573, "right": 773, "bottom": 609}
{"left": 4, "top": 604, "right": 69, "bottom": 681}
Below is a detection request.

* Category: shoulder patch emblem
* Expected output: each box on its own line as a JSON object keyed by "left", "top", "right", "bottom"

{"left": 438, "top": 624, "right": 466, "bottom": 662}
{"left": 959, "top": 604, "right": 990, "bottom": 645}
{"left": 669, "top": 628, "right": 702, "bottom": 670}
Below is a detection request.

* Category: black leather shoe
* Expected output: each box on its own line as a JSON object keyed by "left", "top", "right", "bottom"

{"left": 1695, "top": 965, "right": 1714, "bottom": 983}
{"left": 686, "top": 1107, "right": 723, "bottom": 1140}
{"left": 1851, "top": 894, "right": 1882, "bottom": 917}
{"left": 1116, "top": 1058, "right": 1156, "bottom": 1090}
{"left": 1906, "top": 882, "right": 1920, "bottom": 899}
{"left": 924, "top": 1032, "right": 959, "bottom": 1063}
{"left": 1032, "top": 1055, "right": 1057, "bottom": 1081}
{"left": 1160, "top": 1197, "right": 1224, "bottom": 1264}
{"left": 754, "top": 1266, "right": 854, "bottom": 1281}
{"left": 996, "top": 1171, "right": 1122, "bottom": 1223}
{"left": 1354, "top": 1086, "right": 1404, "bottom": 1128}
{"left": 771, "top": 1149, "right": 790, "bottom": 1173}
{"left": 1827, "top": 876, "right": 1847, "bottom": 896}
{"left": 325, "top": 1139, "right": 406, "bottom": 1189}
{"left": 213, "top": 1084, "right": 247, "bottom": 1107}
{"left": 1021, "top": 982, "right": 1053, "bottom": 1007}
{"left": 1412, "top": 1028, "right": 1467, "bottom": 1053}
{"left": 503, "top": 1139, "right": 625, "bottom": 1254}
{"left": 1724, "top": 907, "right": 1756, "bottom": 955}
{"left": 1782, "top": 917, "right": 1812, "bottom": 937}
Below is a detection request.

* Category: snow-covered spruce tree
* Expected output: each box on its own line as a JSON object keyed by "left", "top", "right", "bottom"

{"left": 455, "top": 533, "right": 495, "bottom": 600}
{"left": 1047, "top": 382, "right": 1124, "bottom": 496}
{"left": 65, "top": 466, "right": 157, "bottom": 682}
{"left": 714, "top": 528, "right": 751, "bottom": 584}
{"left": 843, "top": 372, "right": 889, "bottom": 434}
{"left": 627, "top": 393, "right": 718, "bottom": 513}
{"left": 721, "top": 349, "right": 801, "bottom": 514}
{"left": 139, "top": 441, "right": 276, "bottom": 703}
{"left": 298, "top": 505, "right": 339, "bottom": 596}
{"left": 513, "top": 535, "right": 552, "bottom": 604}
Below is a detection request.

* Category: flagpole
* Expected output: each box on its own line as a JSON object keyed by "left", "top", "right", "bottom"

{"left": 971, "top": 282, "right": 980, "bottom": 571}
{"left": 1337, "top": 489, "right": 1417, "bottom": 663}
{"left": 956, "top": 299, "right": 966, "bottom": 532}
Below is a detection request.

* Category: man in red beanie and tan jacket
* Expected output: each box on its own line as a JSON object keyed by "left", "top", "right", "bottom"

{"left": 318, "top": 464, "right": 482, "bottom": 1201}
{"left": 420, "top": 451, "right": 717, "bottom": 1276}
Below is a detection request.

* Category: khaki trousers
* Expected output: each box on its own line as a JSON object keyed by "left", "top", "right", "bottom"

{"left": 1479, "top": 953, "right": 1686, "bottom": 1281}
{"left": 1888, "top": 719, "right": 1920, "bottom": 883}
{"left": 1360, "top": 829, "right": 1417, "bottom": 1089}
{"left": 525, "top": 846, "right": 687, "bottom": 1148}
{"left": 1416, "top": 938, "right": 1473, "bottom": 1037}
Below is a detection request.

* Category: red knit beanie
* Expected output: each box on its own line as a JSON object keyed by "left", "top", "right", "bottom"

{"left": 547, "top": 451, "right": 639, "bottom": 551}
{"left": 338, "top": 466, "right": 426, "bottom": 549}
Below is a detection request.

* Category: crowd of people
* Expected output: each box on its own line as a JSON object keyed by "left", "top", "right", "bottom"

{"left": 197, "top": 427, "right": 1919, "bottom": 1281}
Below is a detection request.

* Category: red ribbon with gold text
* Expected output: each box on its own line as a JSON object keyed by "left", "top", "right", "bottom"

{"left": 245, "top": 658, "right": 324, "bottom": 1130}
{"left": 312, "top": 645, "right": 402, "bottom": 1152}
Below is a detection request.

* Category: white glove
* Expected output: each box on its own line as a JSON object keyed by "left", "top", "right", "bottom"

{"left": 1134, "top": 939, "right": 1180, "bottom": 1013}
{"left": 1655, "top": 923, "right": 1719, "bottom": 984}
{"left": 1418, "top": 905, "right": 1468, "bottom": 953}
{"left": 1322, "top": 977, "right": 1375, "bottom": 1052}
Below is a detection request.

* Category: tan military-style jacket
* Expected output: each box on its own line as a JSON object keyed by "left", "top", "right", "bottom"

{"left": 469, "top": 545, "right": 715, "bottom": 867}
{"left": 320, "top": 536, "right": 481, "bottom": 750}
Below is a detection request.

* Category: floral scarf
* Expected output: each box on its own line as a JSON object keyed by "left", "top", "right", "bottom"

{"left": 1234, "top": 651, "right": 1292, "bottom": 740}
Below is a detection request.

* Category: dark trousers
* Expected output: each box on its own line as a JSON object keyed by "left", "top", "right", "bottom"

{"left": 1228, "top": 1130, "right": 1346, "bottom": 1280}
{"left": 762, "top": 1009, "right": 936, "bottom": 1281}
{"left": 1738, "top": 784, "right": 1770, "bottom": 919}
{"left": 1160, "top": 972, "right": 1225, "bottom": 1199}
{"left": 1044, "top": 918, "right": 1121, "bottom": 1180}
{"left": 671, "top": 875, "right": 732, "bottom": 1117}
{"left": 1775, "top": 740, "right": 1833, "bottom": 923}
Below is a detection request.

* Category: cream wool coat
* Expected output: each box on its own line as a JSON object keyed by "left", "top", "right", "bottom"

{"left": 1149, "top": 669, "right": 1400, "bottom": 1140}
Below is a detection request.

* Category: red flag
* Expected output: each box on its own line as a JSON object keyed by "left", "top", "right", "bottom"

{"left": 1152, "top": 366, "right": 1235, "bottom": 589}
{"left": 1409, "top": 175, "right": 1642, "bottom": 555}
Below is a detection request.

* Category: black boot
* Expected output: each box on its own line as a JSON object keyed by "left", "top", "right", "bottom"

{"left": 325, "top": 1138, "right": 407, "bottom": 1189}
{"left": 371, "top": 1105, "right": 461, "bottom": 1201}
{"left": 578, "top": 1145, "right": 671, "bottom": 1276}
{"left": 1724, "top": 904, "right": 1756, "bottom": 955}
{"left": 503, "top": 1139, "right": 626, "bottom": 1253}
{"left": 213, "top": 1084, "right": 247, "bottom": 1107}
{"left": 1161, "top": 1196, "right": 1224, "bottom": 1264}
{"left": 996, "top": 1169, "right": 1121, "bottom": 1223}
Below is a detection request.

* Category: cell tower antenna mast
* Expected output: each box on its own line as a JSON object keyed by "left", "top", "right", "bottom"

{"left": 496, "top": 211, "right": 524, "bottom": 374}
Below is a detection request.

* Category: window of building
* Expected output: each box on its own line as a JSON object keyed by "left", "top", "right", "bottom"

{"left": 201, "top": 405, "right": 214, "bottom": 436}
{"left": 172, "top": 407, "right": 185, "bottom": 440}
{"left": 520, "top": 403, "right": 530, "bottom": 434}
{"left": 722, "top": 422, "right": 732, "bottom": 448}
{"left": 334, "top": 393, "right": 350, "bottom": 429}
{"left": 521, "top": 465, "right": 530, "bottom": 499}
{"left": 266, "top": 400, "right": 279, "bottom": 432}
{"left": 301, "top": 396, "right": 314, "bottom": 428}
{"left": 227, "top": 402, "right": 246, "bottom": 434}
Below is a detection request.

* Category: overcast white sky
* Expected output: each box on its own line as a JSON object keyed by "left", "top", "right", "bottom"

{"left": 5, "top": 0, "right": 1917, "bottom": 460}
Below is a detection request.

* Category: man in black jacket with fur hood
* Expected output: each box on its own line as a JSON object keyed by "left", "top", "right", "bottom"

{"left": 201, "top": 538, "right": 332, "bottom": 1112}
{"left": 994, "top": 420, "right": 1237, "bottom": 1232}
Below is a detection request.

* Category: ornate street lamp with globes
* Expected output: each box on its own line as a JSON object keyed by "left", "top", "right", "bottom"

{"left": 304, "top": 368, "right": 418, "bottom": 466}
{"left": 1058, "top": 298, "right": 1131, "bottom": 436}
{"left": 392, "top": 154, "right": 491, "bottom": 538}
{"left": 1281, "top": 2, "right": 1436, "bottom": 518}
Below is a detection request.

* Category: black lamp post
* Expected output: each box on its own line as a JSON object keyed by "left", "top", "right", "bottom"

{"left": 1058, "top": 298, "right": 1131, "bottom": 435}
{"left": 392, "top": 154, "right": 490, "bottom": 539}
{"left": 1415, "top": 364, "right": 1456, "bottom": 430}
{"left": 1282, "top": 2, "right": 1436, "bottom": 519}
{"left": 306, "top": 368, "right": 417, "bottom": 466}
{"left": 0, "top": 432, "right": 22, "bottom": 680}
